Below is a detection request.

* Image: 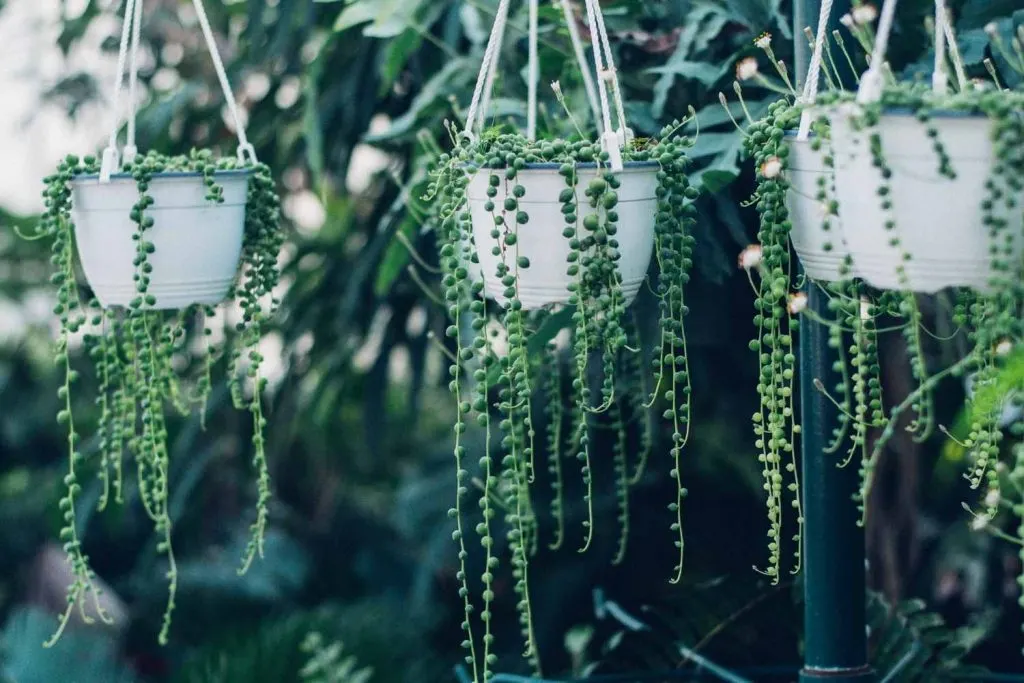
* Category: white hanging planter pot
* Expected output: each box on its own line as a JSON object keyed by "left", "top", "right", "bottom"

{"left": 828, "top": 104, "right": 1024, "bottom": 293}
{"left": 785, "top": 135, "right": 850, "bottom": 282}
{"left": 72, "top": 170, "right": 250, "bottom": 309}
{"left": 466, "top": 162, "right": 658, "bottom": 310}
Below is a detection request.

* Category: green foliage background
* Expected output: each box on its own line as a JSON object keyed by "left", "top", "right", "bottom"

{"left": 0, "top": 0, "right": 1021, "bottom": 680}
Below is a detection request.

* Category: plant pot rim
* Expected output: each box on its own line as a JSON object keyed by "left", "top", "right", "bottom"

{"left": 811, "top": 102, "right": 1000, "bottom": 121}
{"left": 467, "top": 160, "right": 660, "bottom": 172}
{"left": 71, "top": 168, "right": 253, "bottom": 184}
{"left": 879, "top": 106, "right": 996, "bottom": 120}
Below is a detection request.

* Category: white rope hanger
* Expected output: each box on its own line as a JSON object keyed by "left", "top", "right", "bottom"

{"left": 796, "top": 0, "right": 833, "bottom": 140}
{"left": 100, "top": 0, "right": 257, "bottom": 182}
{"left": 857, "top": 0, "right": 966, "bottom": 104}
{"left": 797, "top": 0, "right": 968, "bottom": 137}
{"left": 462, "top": 0, "right": 630, "bottom": 170}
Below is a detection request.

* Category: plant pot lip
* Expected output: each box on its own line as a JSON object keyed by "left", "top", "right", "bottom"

{"left": 811, "top": 102, "right": 997, "bottom": 120}
{"left": 465, "top": 160, "right": 660, "bottom": 172}
{"left": 880, "top": 106, "right": 994, "bottom": 119}
{"left": 71, "top": 168, "right": 253, "bottom": 184}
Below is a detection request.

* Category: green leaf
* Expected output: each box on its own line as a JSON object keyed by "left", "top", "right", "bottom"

{"left": 374, "top": 214, "right": 417, "bottom": 296}
{"left": 380, "top": 29, "right": 424, "bottom": 95}
{"left": 955, "top": 28, "right": 992, "bottom": 66}
{"left": 959, "top": 0, "right": 1024, "bottom": 28}
{"left": 526, "top": 306, "right": 576, "bottom": 359}
{"left": 699, "top": 169, "right": 737, "bottom": 193}
{"left": 304, "top": 55, "right": 326, "bottom": 195}
{"left": 693, "top": 132, "right": 745, "bottom": 192}
{"left": 645, "top": 60, "right": 728, "bottom": 87}
{"left": 459, "top": 3, "right": 488, "bottom": 45}
{"left": 651, "top": 5, "right": 724, "bottom": 118}
{"left": 333, "top": 2, "right": 378, "bottom": 33}
{"left": 967, "top": 345, "right": 1024, "bottom": 423}
{"left": 365, "top": 58, "right": 474, "bottom": 143}
{"left": 688, "top": 132, "right": 743, "bottom": 160}
{"left": 333, "top": 0, "right": 426, "bottom": 38}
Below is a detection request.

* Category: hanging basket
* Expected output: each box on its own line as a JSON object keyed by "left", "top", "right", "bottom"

{"left": 829, "top": 107, "right": 1023, "bottom": 293}
{"left": 809, "top": 0, "right": 1024, "bottom": 293}
{"left": 785, "top": 136, "right": 849, "bottom": 282}
{"left": 73, "top": 0, "right": 261, "bottom": 310}
{"left": 72, "top": 170, "right": 250, "bottom": 309}
{"left": 467, "top": 162, "right": 658, "bottom": 310}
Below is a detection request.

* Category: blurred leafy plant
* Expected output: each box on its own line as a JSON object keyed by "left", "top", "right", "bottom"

{"left": 0, "top": 0, "right": 1013, "bottom": 678}
{"left": 866, "top": 592, "right": 994, "bottom": 682}
{"left": 299, "top": 632, "right": 373, "bottom": 683}
{"left": 572, "top": 582, "right": 994, "bottom": 681}
{"left": 174, "top": 601, "right": 444, "bottom": 683}
{"left": 0, "top": 606, "right": 136, "bottom": 683}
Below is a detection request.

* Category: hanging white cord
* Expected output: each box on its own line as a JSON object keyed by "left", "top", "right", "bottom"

{"left": 101, "top": 0, "right": 256, "bottom": 180}
{"left": 99, "top": 0, "right": 139, "bottom": 182}
{"left": 476, "top": 0, "right": 601, "bottom": 136}
{"left": 582, "top": 0, "right": 622, "bottom": 169}
{"left": 856, "top": 0, "right": 897, "bottom": 103}
{"left": 796, "top": 0, "right": 834, "bottom": 140}
{"left": 526, "top": 0, "right": 539, "bottom": 140}
{"left": 464, "top": 0, "right": 513, "bottom": 141}
{"left": 857, "top": 0, "right": 964, "bottom": 103}
{"left": 476, "top": 0, "right": 510, "bottom": 133}
{"left": 558, "top": 0, "right": 601, "bottom": 129}
{"left": 124, "top": 0, "right": 144, "bottom": 165}
{"left": 590, "top": 0, "right": 632, "bottom": 146}
{"left": 932, "top": 0, "right": 948, "bottom": 94}
{"left": 465, "top": 0, "right": 620, "bottom": 157}
{"left": 190, "top": 0, "right": 256, "bottom": 162}
{"left": 581, "top": 0, "right": 614, "bottom": 136}
{"left": 938, "top": 4, "right": 969, "bottom": 91}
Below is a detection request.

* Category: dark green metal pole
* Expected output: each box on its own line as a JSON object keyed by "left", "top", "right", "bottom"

{"left": 798, "top": 287, "right": 873, "bottom": 683}
{"left": 794, "top": 2, "right": 873, "bottom": 682}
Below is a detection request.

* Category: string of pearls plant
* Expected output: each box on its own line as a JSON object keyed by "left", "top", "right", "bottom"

{"left": 843, "top": 85, "right": 1024, "bottom": 636}
{"left": 745, "top": 58, "right": 1024, "bottom": 640}
{"left": 817, "top": 83, "right": 1024, "bottom": 514}
{"left": 742, "top": 101, "right": 806, "bottom": 583}
{"left": 427, "top": 114, "right": 697, "bottom": 679}
{"left": 36, "top": 149, "right": 282, "bottom": 645}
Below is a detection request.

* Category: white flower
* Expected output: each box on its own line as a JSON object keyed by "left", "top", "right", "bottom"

{"left": 984, "top": 488, "right": 1001, "bottom": 509}
{"left": 788, "top": 292, "right": 808, "bottom": 315}
{"left": 985, "top": 22, "right": 999, "bottom": 38}
{"left": 852, "top": 4, "right": 878, "bottom": 25}
{"left": 550, "top": 80, "right": 563, "bottom": 98}
{"left": 736, "top": 56, "right": 759, "bottom": 81}
{"left": 754, "top": 32, "right": 772, "bottom": 50}
{"left": 760, "top": 156, "right": 783, "bottom": 179}
{"left": 996, "top": 338, "right": 1013, "bottom": 357}
{"left": 839, "top": 13, "right": 854, "bottom": 28}
{"left": 970, "top": 514, "right": 989, "bottom": 531}
{"left": 738, "top": 244, "right": 763, "bottom": 270}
